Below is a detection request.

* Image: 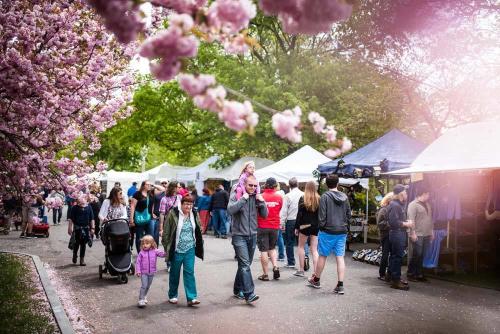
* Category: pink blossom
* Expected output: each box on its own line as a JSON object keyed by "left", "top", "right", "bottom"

{"left": 271, "top": 107, "right": 302, "bottom": 143}
{"left": 341, "top": 137, "right": 352, "bottom": 153}
{"left": 178, "top": 73, "right": 216, "bottom": 96}
{"left": 151, "top": 0, "right": 207, "bottom": 15}
{"left": 219, "top": 100, "right": 258, "bottom": 131}
{"left": 259, "top": 0, "right": 352, "bottom": 35}
{"left": 193, "top": 85, "right": 227, "bottom": 112}
{"left": 307, "top": 111, "right": 326, "bottom": 134}
{"left": 224, "top": 35, "right": 249, "bottom": 54}
{"left": 207, "top": 0, "right": 257, "bottom": 34}
{"left": 324, "top": 148, "right": 342, "bottom": 158}
{"left": 325, "top": 125, "right": 337, "bottom": 143}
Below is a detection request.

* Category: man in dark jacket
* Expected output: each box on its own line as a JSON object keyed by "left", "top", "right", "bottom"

{"left": 210, "top": 184, "right": 230, "bottom": 239}
{"left": 307, "top": 174, "right": 351, "bottom": 294}
{"left": 388, "top": 184, "right": 414, "bottom": 290}
{"left": 227, "top": 175, "right": 268, "bottom": 304}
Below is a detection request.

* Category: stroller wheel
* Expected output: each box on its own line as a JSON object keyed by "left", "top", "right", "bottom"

{"left": 119, "top": 274, "right": 128, "bottom": 284}
{"left": 129, "top": 264, "right": 135, "bottom": 275}
{"left": 44, "top": 231, "right": 49, "bottom": 238}
{"left": 99, "top": 265, "right": 103, "bottom": 279}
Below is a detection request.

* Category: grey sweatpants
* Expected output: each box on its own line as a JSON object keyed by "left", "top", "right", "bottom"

{"left": 139, "top": 274, "right": 155, "bottom": 300}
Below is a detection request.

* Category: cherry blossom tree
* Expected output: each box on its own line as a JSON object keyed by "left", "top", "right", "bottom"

{"left": 0, "top": 0, "right": 134, "bottom": 198}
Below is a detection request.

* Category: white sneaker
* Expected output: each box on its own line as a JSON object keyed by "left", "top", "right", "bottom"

{"left": 138, "top": 299, "right": 145, "bottom": 308}
{"left": 293, "top": 270, "right": 305, "bottom": 277}
{"left": 168, "top": 297, "right": 178, "bottom": 304}
{"left": 144, "top": 297, "right": 148, "bottom": 304}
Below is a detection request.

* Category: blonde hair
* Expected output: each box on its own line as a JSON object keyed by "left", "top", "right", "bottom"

{"left": 380, "top": 192, "right": 394, "bottom": 207}
{"left": 303, "top": 181, "right": 320, "bottom": 211}
{"left": 240, "top": 161, "right": 255, "bottom": 176}
{"left": 140, "top": 235, "right": 157, "bottom": 250}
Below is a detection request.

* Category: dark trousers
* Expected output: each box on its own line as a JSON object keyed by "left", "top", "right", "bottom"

{"left": 389, "top": 230, "right": 406, "bottom": 282}
{"left": 212, "top": 209, "right": 227, "bottom": 236}
{"left": 408, "top": 236, "right": 431, "bottom": 278}
{"left": 379, "top": 234, "right": 391, "bottom": 278}
{"left": 135, "top": 220, "right": 154, "bottom": 253}
{"left": 52, "top": 208, "right": 62, "bottom": 224}
{"left": 232, "top": 234, "right": 257, "bottom": 299}
{"left": 284, "top": 220, "right": 296, "bottom": 265}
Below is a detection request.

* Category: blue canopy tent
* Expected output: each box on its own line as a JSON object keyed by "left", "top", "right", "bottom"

{"left": 317, "top": 129, "right": 426, "bottom": 177}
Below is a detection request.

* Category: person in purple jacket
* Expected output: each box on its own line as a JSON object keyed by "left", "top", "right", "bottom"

{"left": 135, "top": 235, "right": 166, "bottom": 308}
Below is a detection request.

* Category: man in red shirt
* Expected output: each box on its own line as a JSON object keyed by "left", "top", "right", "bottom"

{"left": 257, "top": 177, "right": 283, "bottom": 281}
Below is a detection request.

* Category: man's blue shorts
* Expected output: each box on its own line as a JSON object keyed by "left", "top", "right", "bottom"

{"left": 318, "top": 232, "right": 347, "bottom": 257}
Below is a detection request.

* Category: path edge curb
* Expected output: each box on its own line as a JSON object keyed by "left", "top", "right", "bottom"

{"left": 0, "top": 250, "right": 75, "bottom": 334}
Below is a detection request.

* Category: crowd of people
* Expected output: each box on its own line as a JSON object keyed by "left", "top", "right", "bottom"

{"left": 1, "top": 159, "right": 431, "bottom": 309}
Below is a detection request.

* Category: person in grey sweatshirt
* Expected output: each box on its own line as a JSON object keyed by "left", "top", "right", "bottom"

{"left": 227, "top": 175, "right": 268, "bottom": 304}
{"left": 307, "top": 174, "right": 351, "bottom": 294}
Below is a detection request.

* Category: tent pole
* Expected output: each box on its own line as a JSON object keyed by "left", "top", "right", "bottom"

{"left": 364, "top": 187, "right": 369, "bottom": 244}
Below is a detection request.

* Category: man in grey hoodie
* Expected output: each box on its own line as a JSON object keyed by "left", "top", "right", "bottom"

{"left": 228, "top": 175, "right": 268, "bottom": 304}
{"left": 307, "top": 174, "right": 351, "bottom": 294}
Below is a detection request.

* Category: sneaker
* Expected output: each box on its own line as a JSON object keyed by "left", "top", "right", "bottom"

{"left": 168, "top": 297, "right": 178, "bottom": 304}
{"left": 246, "top": 294, "right": 259, "bottom": 304}
{"left": 285, "top": 264, "right": 296, "bottom": 269}
{"left": 304, "top": 256, "right": 310, "bottom": 272}
{"left": 187, "top": 299, "right": 201, "bottom": 307}
{"left": 233, "top": 291, "right": 245, "bottom": 300}
{"left": 273, "top": 267, "right": 280, "bottom": 280}
{"left": 221, "top": 235, "right": 228, "bottom": 239}
{"left": 293, "top": 270, "right": 305, "bottom": 277}
{"left": 144, "top": 297, "right": 148, "bottom": 304}
{"left": 19, "top": 233, "right": 25, "bottom": 238}
{"left": 25, "top": 233, "right": 35, "bottom": 239}
{"left": 277, "top": 258, "right": 285, "bottom": 262}
{"left": 334, "top": 285, "right": 345, "bottom": 295}
{"left": 307, "top": 275, "right": 321, "bottom": 289}
{"left": 138, "top": 299, "right": 146, "bottom": 308}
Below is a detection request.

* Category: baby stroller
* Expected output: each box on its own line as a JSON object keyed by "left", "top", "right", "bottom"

{"left": 99, "top": 218, "right": 135, "bottom": 283}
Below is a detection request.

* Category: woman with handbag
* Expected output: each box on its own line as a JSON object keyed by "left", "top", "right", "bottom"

{"left": 130, "top": 181, "right": 158, "bottom": 253}
{"left": 293, "top": 181, "right": 320, "bottom": 277}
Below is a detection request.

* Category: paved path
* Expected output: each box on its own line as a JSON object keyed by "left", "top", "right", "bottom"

{"left": 2, "top": 217, "right": 500, "bottom": 334}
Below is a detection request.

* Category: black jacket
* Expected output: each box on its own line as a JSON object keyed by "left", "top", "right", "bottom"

{"left": 388, "top": 200, "right": 407, "bottom": 231}
{"left": 211, "top": 188, "right": 229, "bottom": 210}
{"left": 376, "top": 206, "right": 390, "bottom": 238}
{"left": 318, "top": 190, "right": 351, "bottom": 235}
{"left": 295, "top": 196, "right": 319, "bottom": 230}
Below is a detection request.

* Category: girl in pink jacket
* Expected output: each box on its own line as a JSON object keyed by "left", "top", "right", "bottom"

{"left": 135, "top": 235, "right": 165, "bottom": 308}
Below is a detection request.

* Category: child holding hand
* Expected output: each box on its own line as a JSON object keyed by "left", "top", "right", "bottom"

{"left": 136, "top": 235, "right": 165, "bottom": 308}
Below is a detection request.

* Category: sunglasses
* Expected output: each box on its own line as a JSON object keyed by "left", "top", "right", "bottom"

{"left": 161, "top": 182, "right": 168, "bottom": 185}
{"left": 247, "top": 184, "right": 258, "bottom": 188}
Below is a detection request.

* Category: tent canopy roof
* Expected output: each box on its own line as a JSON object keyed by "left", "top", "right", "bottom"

{"left": 177, "top": 156, "right": 219, "bottom": 181}
{"left": 317, "top": 129, "right": 426, "bottom": 176}
{"left": 255, "top": 145, "right": 330, "bottom": 183}
{"left": 387, "top": 122, "right": 500, "bottom": 175}
{"left": 203, "top": 156, "right": 274, "bottom": 181}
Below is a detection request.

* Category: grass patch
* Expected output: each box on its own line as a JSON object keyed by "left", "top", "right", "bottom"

{"left": 0, "top": 253, "right": 56, "bottom": 334}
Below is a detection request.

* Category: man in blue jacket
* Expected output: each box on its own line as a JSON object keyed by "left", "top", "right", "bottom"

{"left": 388, "top": 184, "right": 414, "bottom": 290}
{"left": 307, "top": 174, "right": 351, "bottom": 295}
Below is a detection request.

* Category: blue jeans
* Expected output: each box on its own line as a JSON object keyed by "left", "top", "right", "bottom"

{"left": 277, "top": 229, "right": 285, "bottom": 259}
{"left": 389, "top": 230, "right": 406, "bottom": 282}
{"left": 169, "top": 248, "right": 197, "bottom": 301}
{"left": 212, "top": 209, "right": 227, "bottom": 236}
{"left": 284, "top": 220, "right": 296, "bottom": 265}
{"left": 135, "top": 220, "right": 154, "bottom": 253}
{"left": 232, "top": 234, "right": 257, "bottom": 299}
{"left": 408, "top": 236, "right": 431, "bottom": 278}
{"left": 151, "top": 218, "right": 160, "bottom": 246}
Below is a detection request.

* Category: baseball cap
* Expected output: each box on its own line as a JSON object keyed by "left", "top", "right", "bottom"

{"left": 393, "top": 184, "right": 407, "bottom": 195}
{"left": 265, "top": 177, "right": 277, "bottom": 188}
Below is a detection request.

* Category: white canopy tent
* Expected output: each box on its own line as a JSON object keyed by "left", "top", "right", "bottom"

{"left": 254, "top": 145, "right": 369, "bottom": 188}
{"left": 203, "top": 156, "right": 274, "bottom": 182}
{"left": 387, "top": 122, "right": 500, "bottom": 175}
{"left": 148, "top": 162, "right": 188, "bottom": 183}
{"left": 99, "top": 170, "right": 144, "bottom": 195}
{"left": 177, "top": 156, "right": 219, "bottom": 193}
